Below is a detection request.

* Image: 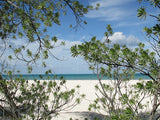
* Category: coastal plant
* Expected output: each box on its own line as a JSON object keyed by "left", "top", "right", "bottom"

{"left": 0, "top": 70, "right": 85, "bottom": 119}
{"left": 0, "top": 0, "right": 99, "bottom": 63}
{"left": 71, "top": 36, "right": 154, "bottom": 119}
{"left": 0, "top": 0, "right": 99, "bottom": 119}
{"left": 71, "top": 0, "right": 160, "bottom": 119}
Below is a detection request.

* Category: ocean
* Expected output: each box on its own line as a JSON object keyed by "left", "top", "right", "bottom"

{"left": 2, "top": 73, "right": 151, "bottom": 80}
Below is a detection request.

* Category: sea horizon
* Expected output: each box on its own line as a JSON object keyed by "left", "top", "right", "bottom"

{"left": 2, "top": 73, "right": 151, "bottom": 80}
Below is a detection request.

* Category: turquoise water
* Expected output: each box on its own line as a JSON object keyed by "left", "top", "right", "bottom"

{"left": 2, "top": 73, "right": 151, "bottom": 80}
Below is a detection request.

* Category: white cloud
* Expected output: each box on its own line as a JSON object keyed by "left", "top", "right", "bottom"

{"left": 19, "top": 39, "right": 86, "bottom": 74}
{"left": 0, "top": 37, "right": 90, "bottom": 74}
{"left": 102, "top": 32, "right": 140, "bottom": 46}
{"left": 91, "top": 0, "right": 131, "bottom": 8}
{"left": 59, "top": 40, "right": 82, "bottom": 50}
{"left": 42, "top": 40, "right": 91, "bottom": 74}
{"left": 87, "top": 8, "right": 127, "bottom": 21}
{"left": 7, "top": 38, "right": 28, "bottom": 48}
{"left": 4, "top": 38, "right": 82, "bottom": 60}
{"left": 50, "top": 39, "right": 82, "bottom": 58}
{"left": 86, "top": 0, "right": 133, "bottom": 21}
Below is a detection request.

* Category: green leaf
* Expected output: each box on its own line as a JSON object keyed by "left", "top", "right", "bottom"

{"left": 91, "top": 36, "right": 96, "bottom": 41}
{"left": 43, "top": 50, "right": 48, "bottom": 59}
{"left": 18, "top": 32, "right": 23, "bottom": 38}
{"left": 27, "top": 49, "right": 32, "bottom": 56}
{"left": 8, "top": 55, "right": 12, "bottom": 60}
{"left": 42, "top": 62, "right": 46, "bottom": 67}
{"left": 84, "top": 21, "right": 87, "bottom": 24}
{"left": 7, "top": 71, "right": 12, "bottom": 76}
{"left": 28, "top": 66, "right": 32, "bottom": 73}
{"left": 106, "top": 24, "right": 113, "bottom": 36}
{"left": 52, "top": 36, "right": 58, "bottom": 42}
{"left": 61, "top": 41, "right": 65, "bottom": 45}
{"left": 137, "top": 7, "right": 147, "bottom": 20}
{"left": 144, "top": 27, "right": 152, "bottom": 35}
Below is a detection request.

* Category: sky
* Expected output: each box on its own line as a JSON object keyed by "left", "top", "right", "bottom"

{"left": 1, "top": 0, "right": 159, "bottom": 74}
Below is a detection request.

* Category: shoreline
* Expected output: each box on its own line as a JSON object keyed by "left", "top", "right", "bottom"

{"left": 2, "top": 73, "right": 151, "bottom": 80}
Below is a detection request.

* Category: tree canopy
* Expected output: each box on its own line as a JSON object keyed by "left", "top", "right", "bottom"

{"left": 71, "top": 0, "right": 160, "bottom": 119}
{"left": 0, "top": 0, "right": 99, "bottom": 64}
{"left": 0, "top": 0, "right": 97, "bottom": 119}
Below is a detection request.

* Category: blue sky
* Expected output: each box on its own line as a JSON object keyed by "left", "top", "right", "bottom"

{"left": 1, "top": 0, "right": 158, "bottom": 74}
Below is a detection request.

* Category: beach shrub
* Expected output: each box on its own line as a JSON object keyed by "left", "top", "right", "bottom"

{"left": 0, "top": 0, "right": 98, "bottom": 119}
{"left": 71, "top": 0, "right": 160, "bottom": 119}
{"left": 0, "top": 72, "right": 84, "bottom": 119}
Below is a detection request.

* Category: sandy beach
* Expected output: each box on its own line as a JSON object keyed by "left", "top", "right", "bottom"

{"left": 53, "top": 80, "right": 108, "bottom": 120}
{"left": 1, "top": 79, "right": 153, "bottom": 120}
{"left": 42, "top": 79, "right": 153, "bottom": 120}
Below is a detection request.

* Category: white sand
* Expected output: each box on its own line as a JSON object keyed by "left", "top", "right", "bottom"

{"left": 65, "top": 80, "right": 99, "bottom": 112}
{"left": 40, "top": 80, "right": 153, "bottom": 120}
{"left": 2, "top": 80, "right": 153, "bottom": 120}
{"left": 65, "top": 80, "right": 152, "bottom": 112}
